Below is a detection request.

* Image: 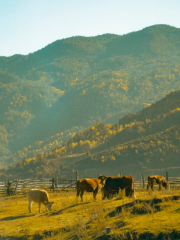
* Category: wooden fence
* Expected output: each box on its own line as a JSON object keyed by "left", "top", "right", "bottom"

{"left": 1, "top": 173, "right": 180, "bottom": 196}
{"left": 0, "top": 181, "right": 5, "bottom": 195}
{"left": 0, "top": 177, "right": 77, "bottom": 196}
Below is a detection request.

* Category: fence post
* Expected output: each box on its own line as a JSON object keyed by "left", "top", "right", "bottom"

{"left": 55, "top": 177, "right": 58, "bottom": 188}
{"left": 166, "top": 172, "right": 169, "bottom": 182}
{"left": 75, "top": 171, "right": 79, "bottom": 188}
{"left": 142, "top": 174, "right": 145, "bottom": 189}
{"left": 7, "top": 180, "right": 12, "bottom": 195}
{"left": 105, "top": 227, "right": 111, "bottom": 235}
{"left": 51, "top": 177, "right": 55, "bottom": 192}
{"left": 14, "top": 176, "right": 20, "bottom": 194}
{"left": 173, "top": 177, "right": 174, "bottom": 188}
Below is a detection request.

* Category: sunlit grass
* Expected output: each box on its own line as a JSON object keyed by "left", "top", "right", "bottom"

{"left": 1, "top": 188, "right": 180, "bottom": 239}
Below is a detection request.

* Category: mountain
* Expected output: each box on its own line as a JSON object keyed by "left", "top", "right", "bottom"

{"left": 3, "top": 89, "right": 180, "bottom": 179}
{"left": 1, "top": 24, "right": 180, "bottom": 167}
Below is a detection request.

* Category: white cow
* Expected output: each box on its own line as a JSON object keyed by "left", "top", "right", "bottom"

{"left": 28, "top": 189, "right": 54, "bottom": 213}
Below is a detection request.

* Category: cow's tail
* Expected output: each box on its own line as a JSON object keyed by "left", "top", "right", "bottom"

{"left": 132, "top": 177, "right": 135, "bottom": 198}
{"left": 147, "top": 176, "right": 151, "bottom": 190}
{"left": 76, "top": 179, "right": 81, "bottom": 197}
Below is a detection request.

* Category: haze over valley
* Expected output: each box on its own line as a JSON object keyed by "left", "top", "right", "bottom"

{"left": 1, "top": 24, "right": 180, "bottom": 178}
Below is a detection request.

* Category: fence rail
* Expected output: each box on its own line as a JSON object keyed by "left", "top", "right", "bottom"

{"left": 0, "top": 177, "right": 77, "bottom": 195}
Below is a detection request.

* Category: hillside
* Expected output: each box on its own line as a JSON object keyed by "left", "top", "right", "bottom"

{"left": 74, "top": 124, "right": 180, "bottom": 177}
{"left": 73, "top": 90, "right": 180, "bottom": 177}
{"left": 1, "top": 24, "right": 180, "bottom": 167}
{"left": 2, "top": 89, "right": 180, "bottom": 179}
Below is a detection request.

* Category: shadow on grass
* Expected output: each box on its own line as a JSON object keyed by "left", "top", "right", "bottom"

{"left": 50, "top": 201, "right": 92, "bottom": 216}
{"left": 96, "top": 230, "right": 180, "bottom": 240}
{"left": 1, "top": 214, "right": 33, "bottom": 221}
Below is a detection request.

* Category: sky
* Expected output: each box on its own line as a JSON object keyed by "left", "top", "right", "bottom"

{"left": 0, "top": 0, "right": 180, "bottom": 57}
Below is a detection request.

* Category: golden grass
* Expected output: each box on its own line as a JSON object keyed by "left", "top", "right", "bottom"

{"left": 0, "top": 188, "right": 180, "bottom": 239}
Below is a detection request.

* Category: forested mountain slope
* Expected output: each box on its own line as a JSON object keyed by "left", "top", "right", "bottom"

{"left": 74, "top": 125, "right": 180, "bottom": 177}
{"left": 1, "top": 24, "right": 180, "bottom": 167}
{"left": 3, "top": 90, "right": 180, "bottom": 178}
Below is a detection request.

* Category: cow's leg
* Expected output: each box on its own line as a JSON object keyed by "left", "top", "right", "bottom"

{"left": 77, "top": 188, "right": 80, "bottom": 198}
{"left": 107, "top": 192, "right": 111, "bottom": 200}
{"left": 101, "top": 189, "right": 105, "bottom": 200}
{"left": 93, "top": 191, "right": 96, "bottom": 200}
{"left": 125, "top": 188, "right": 128, "bottom": 197}
{"left": 80, "top": 190, "right": 84, "bottom": 201}
{"left": 127, "top": 188, "right": 133, "bottom": 198}
{"left": 131, "top": 189, "right": 135, "bottom": 198}
{"left": 28, "top": 200, "right": 32, "bottom": 213}
{"left": 38, "top": 202, "right": 41, "bottom": 213}
{"left": 159, "top": 183, "right": 162, "bottom": 191}
{"left": 102, "top": 191, "right": 107, "bottom": 200}
{"left": 93, "top": 188, "right": 98, "bottom": 200}
{"left": 117, "top": 189, "right": 120, "bottom": 196}
{"left": 45, "top": 204, "right": 48, "bottom": 212}
{"left": 126, "top": 188, "right": 132, "bottom": 197}
{"left": 102, "top": 188, "right": 108, "bottom": 200}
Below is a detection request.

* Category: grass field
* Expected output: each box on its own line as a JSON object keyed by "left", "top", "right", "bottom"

{"left": 1, "top": 188, "right": 180, "bottom": 240}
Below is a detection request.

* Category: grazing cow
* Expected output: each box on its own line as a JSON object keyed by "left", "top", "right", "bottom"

{"left": 28, "top": 189, "right": 54, "bottom": 213}
{"left": 99, "top": 175, "right": 134, "bottom": 199}
{"left": 77, "top": 178, "right": 104, "bottom": 201}
{"left": 147, "top": 175, "right": 169, "bottom": 190}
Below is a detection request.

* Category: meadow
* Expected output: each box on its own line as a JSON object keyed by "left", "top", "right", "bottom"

{"left": 1, "top": 188, "right": 180, "bottom": 240}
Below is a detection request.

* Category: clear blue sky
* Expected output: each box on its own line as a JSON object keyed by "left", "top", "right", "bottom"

{"left": 0, "top": 0, "right": 180, "bottom": 56}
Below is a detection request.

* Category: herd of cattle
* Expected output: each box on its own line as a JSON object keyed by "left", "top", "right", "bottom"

{"left": 77, "top": 174, "right": 169, "bottom": 201}
{"left": 28, "top": 175, "right": 169, "bottom": 213}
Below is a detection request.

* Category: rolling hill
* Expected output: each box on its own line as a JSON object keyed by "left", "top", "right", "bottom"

{"left": 1, "top": 24, "right": 180, "bottom": 169}
{"left": 3, "top": 89, "right": 180, "bottom": 179}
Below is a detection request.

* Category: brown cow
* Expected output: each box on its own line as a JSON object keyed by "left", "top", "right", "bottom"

{"left": 99, "top": 175, "right": 134, "bottom": 199}
{"left": 77, "top": 178, "right": 104, "bottom": 201}
{"left": 147, "top": 175, "right": 169, "bottom": 190}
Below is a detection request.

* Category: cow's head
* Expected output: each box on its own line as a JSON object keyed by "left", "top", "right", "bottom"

{"left": 44, "top": 201, "right": 54, "bottom": 211}
{"left": 98, "top": 175, "right": 107, "bottom": 185}
{"left": 162, "top": 180, "right": 169, "bottom": 189}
